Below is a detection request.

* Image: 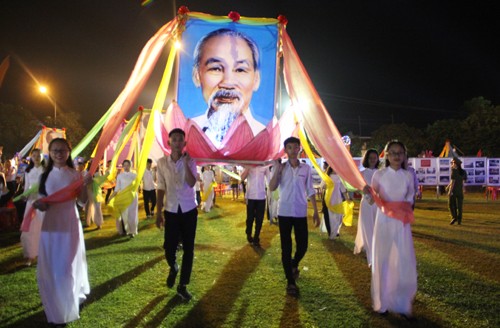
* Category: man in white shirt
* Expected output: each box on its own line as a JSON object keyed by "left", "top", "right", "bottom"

{"left": 269, "top": 137, "right": 320, "bottom": 297}
{"left": 156, "top": 128, "right": 198, "bottom": 301}
{"left": 142, "top": 158, "right": 157, "bottom": 218}
{"left": 241, "top": 165, "right": 270, "bottom": 247}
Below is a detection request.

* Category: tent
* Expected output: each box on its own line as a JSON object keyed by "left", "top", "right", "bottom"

{"left": 438, "top": 140, "right": 461, "bottom": 158}
{"left": 17, "top": 126, "right": 66, "bottom": 158}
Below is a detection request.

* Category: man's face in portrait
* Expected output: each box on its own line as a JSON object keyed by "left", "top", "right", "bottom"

{"left": 194, "top": 34, "right": 260, "bottom": 119}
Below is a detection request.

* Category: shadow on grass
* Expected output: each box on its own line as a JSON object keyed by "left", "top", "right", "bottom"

{"left": 82, "top": 255, "right": 165, "bottom": 309}
{"left": 322, "top": 239, "right": 446, "bottom": 328}
{"left": 4, "top": 255, "right": 165, "bottom": 328}
{"left": 0, "top": 230, "right": 21, "bottom": 248}
{"left": 412, "top": 231, "right": 500, "bottom": 282}
{"left": 412, "top": 230, "right": 499, "bottom": 254}
{"left": 166, "top": 227, "right": 277, "bottom": 328}
{"left": 143, "top": 296, "right": 185, "bottom": 328}
{"left": 0, "top": 258, "right": 34, "bottom": 275}
{"left": 3, "top": 308, "right": 48, "bottom": 328}
{"left": 1, "top": 304, "right": 44, "bottom": 328}
{"left": 201, "top": 214, "right": 224, "bottom": 221}
{"left": 123, "top": 294, "right": 167, "bottom": 328}
{"left": 279, "top": 296, "right": 303, "bottom": 328}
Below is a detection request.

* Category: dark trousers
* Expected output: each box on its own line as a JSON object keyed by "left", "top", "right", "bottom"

{"left": 321, "top": 198, "right": 331, "bottom": 236}
{"left": 105, "top": 187, "right": 114, "bottom": 203}
{"left": 245, "top": 199, "right": 266, "bottom": 241}
{"left": 0, "top": 188, "right": 15, "bottom": 207}
{"left": 163, "top": 207, "right": 198, "bottom": 285}
{"left": 196, "top": 191, "right": 201, "bottom": 207}
{"left": 449, "top": 194, "right": 464, "bottom": 223}
{"left": 143, "top": 189, "right": 156, "bottom": 216}
{"left": 278, "top": 216, "right": 308, "bottom": 284}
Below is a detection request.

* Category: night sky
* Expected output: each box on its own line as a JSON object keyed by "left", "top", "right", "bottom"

{"left": 1, "top": 1, "right": 499, "bottom": 136}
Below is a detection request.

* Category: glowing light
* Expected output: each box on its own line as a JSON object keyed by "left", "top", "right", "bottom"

{"left": 39, "top": 85, "right": 48, "bottom": 94}
{"left": 342, "top": 135, "right": 351, "bottom": 146}
{"left": 174, "top": 40, "right": 181, "bottom": 49}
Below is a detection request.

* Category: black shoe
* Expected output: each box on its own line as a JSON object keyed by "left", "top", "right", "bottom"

{"left": 286, "top": 283, "right": 299, "bottom": 297}
{"left": 177, "top": 285, "right": 192, "bottom": 301}
{"left": 292, "top": 267, "right": 300, "bottom": 281}
{"left": 377, "top": 310, "right": 389, "bottom": 316}
{"left": 246, "top": 234, "right": 254, "bottom": 243}
{"left": 450, "top": 218, "right": 457, "bottom": 225}
{"left": 252, "top": 239, "right": 261, "bottom": 247}
{"left": 166, "top": 265, "right": 178, "bottom": 288}
{"left": 400, "top": 313, "right": 417, "bottom": 322}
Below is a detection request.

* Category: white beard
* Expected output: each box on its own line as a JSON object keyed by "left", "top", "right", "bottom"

{"left": 204, "top": 90, "right": 244, "bottom": 146}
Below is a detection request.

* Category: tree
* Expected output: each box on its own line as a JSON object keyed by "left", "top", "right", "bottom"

{"left": 461, "top": 97, "right": 500, "bottom": 156}
{"left": 425, "top": 119, "right": 465, "bottom": 156}
{"left": 0, "top": 102, "right": 90, "bottom": 159}
{"left": 0, "top": 103, "right": 41, "bottom": 158}
{"left": 370, "top": 123, "right": 427, "bottom": 156}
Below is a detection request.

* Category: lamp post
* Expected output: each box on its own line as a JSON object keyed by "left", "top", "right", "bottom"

{"left": 38, "top": 85, "right": 57, "bottom": 126}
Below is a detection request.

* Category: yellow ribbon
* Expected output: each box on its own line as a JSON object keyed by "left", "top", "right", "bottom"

{"left": 201, "top": 182, "right": 218, "bottom": 202}
{"left": 187, "top": 12, "right": 279, "bottom": 26}
{"left": 218, "top": 165, "right": 241, "bottom": 181}
{"left": 298, "top": 127, "right": 353, "bottom": 226}
{"left": 107, "top": 44, "right": 177, "bottom": 218}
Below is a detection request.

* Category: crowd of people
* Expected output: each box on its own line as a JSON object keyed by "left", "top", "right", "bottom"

{"left": 0, "top": 133, "right": 472, "bottom": 327}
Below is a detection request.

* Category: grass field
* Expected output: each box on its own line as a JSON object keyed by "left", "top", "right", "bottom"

{"left": 0, "top": 190, "right": 499, "bottom": 328}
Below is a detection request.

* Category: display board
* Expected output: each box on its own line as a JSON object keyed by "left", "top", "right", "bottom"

{"left": 487, "top": 158, "right": 499, "bottom": 186}
{"left": 294, "top": 157, "right": 497, "bottom": 188}
{"left": 462, "top": 157, "right": 486, "bottom": 185}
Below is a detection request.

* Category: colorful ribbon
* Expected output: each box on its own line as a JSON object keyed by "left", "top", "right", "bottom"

{"left": 107, "top": 42, "right": 177, "bottom": 218}
{"left": 298, "top": 127, "right": 353, "bottom": 226}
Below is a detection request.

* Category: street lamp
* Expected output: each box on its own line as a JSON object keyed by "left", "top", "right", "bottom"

{"left": 38, "top": 85, "right": 57, "bottom": 126}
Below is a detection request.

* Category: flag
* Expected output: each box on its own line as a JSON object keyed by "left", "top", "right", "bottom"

{"left": 0, "top": 55, "right": 10, "bottom": 88}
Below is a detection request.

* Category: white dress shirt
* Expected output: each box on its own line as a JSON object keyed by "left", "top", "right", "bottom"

{"left": 245, "top": 166, "right": 270, "bottom": 200}
{"left": 142, "top": 168, "right": 156, "bottom": 191}
{"left": 156, "top": 155, "right": 197, "bottom": 213}
{"left": 277, "top": 161, "right": 316, "bottom": 217}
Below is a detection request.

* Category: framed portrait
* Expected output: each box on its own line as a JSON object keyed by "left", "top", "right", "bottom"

{"left": 177, "top": 18, "right": 278, "bottom": 133}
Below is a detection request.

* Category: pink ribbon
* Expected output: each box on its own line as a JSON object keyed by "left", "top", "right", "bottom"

{"left": 20, "top": 178, "right": 82, "bottom": 232}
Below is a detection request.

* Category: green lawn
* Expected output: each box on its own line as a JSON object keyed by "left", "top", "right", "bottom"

{"left": 0, "top": 190, "right": 499, "bottom": 327}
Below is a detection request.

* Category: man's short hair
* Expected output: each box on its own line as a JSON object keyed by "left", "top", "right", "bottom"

{"left": 169, "top": 128, "right": 185, "bottom": 138}
{"left": 122, "top": 159, "right": 131, "bottom": 165}
{"left": 147, "top": 158, "right": 153, "bottom": 164}
{"left": 192, "top": 28, "right": 260, "bottom": 84}
{"left": 284, "top": 137, "right": 300, "bottom": 148}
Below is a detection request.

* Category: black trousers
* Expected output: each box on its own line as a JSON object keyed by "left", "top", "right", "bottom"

{"left": 449, "top": 194, "right": 464, "bottom": 223}
{"left": 322, "top": 198, "right": 331, "bottom": 236}
{"left": 278, "top": 216, "right": 308, "bottom": 284}
{"left": 143, "top": 189, "right": 156, "bottom": 216}
{"left": 245, "top": 199, "right": 266, "bottom": 241}
{"left": 196, "top": 191, "right": 201, "bottom": 207}
{"left": 105, "top": 187, "right": 114, "bottom": 203}
{"left": 163, "top": 207, "right": 198, "bottom": 286}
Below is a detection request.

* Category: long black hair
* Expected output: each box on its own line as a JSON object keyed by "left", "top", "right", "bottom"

{"left": 39, "top": 138, "right": 74, "bottom": 196}
{"left": 384, "top": 140, "right": 407, "bottom": 170}
{"left": 362, "top": 149, "right": 380, "bottom": 169}
{"left": 25, "top": 148, "right": 45, "bottom": 173}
